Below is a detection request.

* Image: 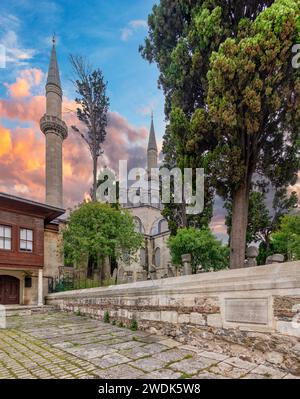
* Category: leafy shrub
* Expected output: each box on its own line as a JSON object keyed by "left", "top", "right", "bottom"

{"left": 129, "top": 319, "right": 138, "bottom": 331}
{"left": 103, "top": 310, "right": 110, "bottom": 323}
{"left": 167, "top": 227, "right": 229, "bottom": 272}
{"left": 271, "top": 214, "right": 300, "bottom": 261}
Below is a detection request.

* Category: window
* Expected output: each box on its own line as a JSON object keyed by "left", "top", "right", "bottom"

{"left": 20, "top": 228, "right": 33, "bottom": 252}
{"left": 134, "top": 217, "right": 145, "bottom": 234}
{"left": 154, "top": 247, "right": 161, "bottom": 267}
{"left": 0, "top": 225, "right": 12, "bottom": 250}
{"left": 25, "top": 276, "right": 32, "bottom": 288}
{"left": 150, "top": 219, "right": 168, "bottom": 235}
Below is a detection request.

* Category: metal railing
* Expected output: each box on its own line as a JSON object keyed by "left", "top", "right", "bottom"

{"left": 48, "top": 274, "right": 103, "bottom": 294}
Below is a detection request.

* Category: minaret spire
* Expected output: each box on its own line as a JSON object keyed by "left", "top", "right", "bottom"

{"left": 40, "top": 37, "right": 68, "bottom": 208}
{"left": 46, "top": 35, "right": 61, "bottom": 92}
{"left": 147, "top": 113, "right": 158, "bottom": 153}
{"left": 147, "top": 114, "right": 158, "bottom": 172}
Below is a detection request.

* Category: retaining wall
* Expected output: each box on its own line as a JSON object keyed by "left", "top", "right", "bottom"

{"left": 46, "top": 262, "right": 300, "bottom": 373}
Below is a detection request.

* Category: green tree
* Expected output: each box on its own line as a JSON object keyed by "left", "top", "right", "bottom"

{"left": 226, "top": 188, "right": 298, "bottom": 249}
{"left": 140, "top": 1, "right": 278, "bottom": 250}
{"left": 161, "top": 108, "right": 214, "bottom": 234}
{"left": 167, "top": 227, "right": 229, "bottom": 272}
{"left": 140, "top": 0, "right": 274, "bottom": 117}
{"left": 63, "top": 202, "right": 143, "bottom": 269}
{"left": 70, "top": 55, "right": 110, "bottom": 202}
{"left": 271, "top": 214, "right": 300, "bottom": 260}
{"left": 207, "top": 0, "right": 300, "bottom": 267}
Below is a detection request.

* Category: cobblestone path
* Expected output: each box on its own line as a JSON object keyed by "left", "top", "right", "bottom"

{"left": 0, "top": 311, "right": 298, "bottom": 379}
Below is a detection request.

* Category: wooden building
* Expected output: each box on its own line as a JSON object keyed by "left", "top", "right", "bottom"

{"left": 0, "top": 193, "right": 64, "bottom": 305}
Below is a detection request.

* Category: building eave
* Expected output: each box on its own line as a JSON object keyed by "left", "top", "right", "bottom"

{"left": 0, "top": 192, "right": 65, "bottom": 223}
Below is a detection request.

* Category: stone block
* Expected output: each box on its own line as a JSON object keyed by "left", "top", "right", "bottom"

{"left": 181, "top": 254, "right": 191, "bottom": 263}
{"left": 224, "top": 357, "right": 256, "bottom": 371}
{"left": 190, "top": 312, "right": 206, "bottom": 326}
{"left": 168, "top": 297, "right": 184, "bottom": 307}
{"left": 147, "top": 311, "right": 161, "bottom": 322}
{"left": 160, "top": 311, "right": 178, "bottom": 324}
{"left": 246, "top": 246, "right": 259, "bottom": 258}
{"left": 251, "top": 364, "right": 285, "bottom": 378}
{"left": 271, "top": 254, "right": 285, "bottom": 263}
{"left": 276, "top": 321, "right": 300, "bottom": 338}
{"left": 170, "top": 356, "right": 216, "bottom": 374}
{"left": 225, "top": 298, "right": 269, "bottom": 325}
{"left": 265, "top": 351, "right": 284, "bottom": 365}
{"left": 178, "top": 314, "right": 190, "bottom": 324}
{"left": 158, "top": 296, "right": 169, "bottom": 307}
{"left": 207, "top": 314, "right": 222, "bottom": 328}
{"left": 266, "top": 254, "right": 285, "bottom": 264}
{"left": 131, "top": 357, "right": 165, "bottom": 372}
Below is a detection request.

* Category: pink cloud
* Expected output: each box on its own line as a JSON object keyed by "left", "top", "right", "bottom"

{"left": 0, "top": 76, "right": 149, "bottom": 208}
{"left": 4, "top": 68, "right": 44, "bottom": 98}
{"left": 0, "top": 95, "right": 45, "bottom": 124}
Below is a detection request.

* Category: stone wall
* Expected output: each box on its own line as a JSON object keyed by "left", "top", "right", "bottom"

{"left": 46, "top": 262, "right": 300, "bottom": 373}
{"left": 44, "top": 225, "right": 63, "bottom": 280}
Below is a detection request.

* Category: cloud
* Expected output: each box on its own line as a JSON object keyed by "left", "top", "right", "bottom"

{"left": 0, "top": 30, "right": 36, "bottom": 66}
{"left": 0, "top": 74, "right": 150, "bottom": 208}
{"left": 129, "top": 20, "right": 148, "bottom": 29}
{"left": 0, "top": 127, "right": 12, "bottom": 157}
{"left": 101, "top": 111, "right": 148, "bottom": 174}
{"left": 210, "top": 195, "right": 228, "bottom": 243}
{"left": 121, "top": 19, "right": 147, "bottom": 41}
{"left": 4, "top": 68, "right": 44, "bottom": 98}
{"left": 121, "top": 28, "right": 133, "bottom": 42}
{"left": 0, "top": 95, "right": 45, "bottom": 124}
{"left": 0, "top": 14, "right": 20, "bottom": 30}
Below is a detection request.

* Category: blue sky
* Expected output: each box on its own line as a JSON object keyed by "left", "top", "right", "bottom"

{"left": 0, "top": 0, "right": 228, "bottom": 240}
{"left": 0, "top": 0, "right": 165, "bottom": 137}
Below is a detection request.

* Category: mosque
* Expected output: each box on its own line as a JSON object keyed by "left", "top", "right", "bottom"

{"left": 0, "top": 40, "right": 172, "bottom": 305}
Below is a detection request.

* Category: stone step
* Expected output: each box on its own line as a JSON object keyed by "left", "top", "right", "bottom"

{"left": 2, "top": 305, "right": 56, "bottom": 317}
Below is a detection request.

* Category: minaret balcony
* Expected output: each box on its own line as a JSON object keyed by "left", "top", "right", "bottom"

{"left": 40, "top": 114, "right": 68, "bottom": 140}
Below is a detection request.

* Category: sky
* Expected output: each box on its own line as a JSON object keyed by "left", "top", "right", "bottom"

{"left": 3, "top": 1, "right": 298, "bottom": 242}
{"left": 0, "top": 0, "right": 167, "bottom": 206}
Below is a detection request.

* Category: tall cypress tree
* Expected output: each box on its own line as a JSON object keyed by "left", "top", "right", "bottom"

{"left": 141, "top": 0, "right": 300, "bottom": 268}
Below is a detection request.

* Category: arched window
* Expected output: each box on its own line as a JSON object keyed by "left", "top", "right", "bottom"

{"left": 154, "top": 247, "right": 161, "bottom": 267}
{"left": 150, "top": 218, "right": 168, "bottom": 235}
{"left": 134, "top": 217, "right": 145, "bottom": 234}
{"left": 158, "top": 219, "right": 168, "bottom": 233}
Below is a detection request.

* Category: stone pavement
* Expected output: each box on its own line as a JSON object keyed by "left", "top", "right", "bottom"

{"left": 0, "top": 311, "right": 298, "bottom": 379}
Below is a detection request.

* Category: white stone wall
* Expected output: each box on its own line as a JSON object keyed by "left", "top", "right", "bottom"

{"left": 44, "top": 227, "right": 62, "bottom": 279}
{"left": 46, "top": 261, "right": 300, "bottom": 339}
{"left": 117, "top": 205, "right": 172, "bottom": 281}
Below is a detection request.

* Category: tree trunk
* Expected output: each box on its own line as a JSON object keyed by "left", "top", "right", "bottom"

{"left": 92, "top": 156, "right": 98, "bottom": 201}
{"left": 230, "top": 183, "right": 250, "bottom": 269}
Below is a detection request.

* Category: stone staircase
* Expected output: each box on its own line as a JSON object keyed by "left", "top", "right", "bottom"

{"left": 2, "top": 305, "right": 56, "bottom": 317}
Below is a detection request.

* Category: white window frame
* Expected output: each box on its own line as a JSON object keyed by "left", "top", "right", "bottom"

{"left": 0, "top": 225, "right": 12, "bottom": 250}
{"left": 20, "top": 228, "right": 33, "bottom": 252}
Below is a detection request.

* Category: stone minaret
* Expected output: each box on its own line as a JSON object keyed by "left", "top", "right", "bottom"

{"left": 146, "top": 114, "right": 160, "bottom": 207}
{"left": 147, "top": 113, "right": 158, "bottom": 172}
{"left": 40, "top": 38, "right": 68, "bottom": 208}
